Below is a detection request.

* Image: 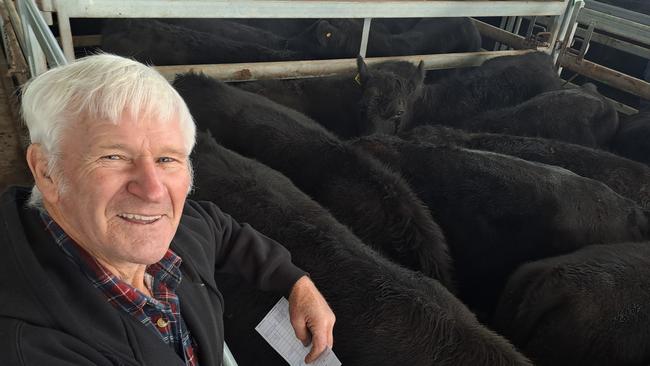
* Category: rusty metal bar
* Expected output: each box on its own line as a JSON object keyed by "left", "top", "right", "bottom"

{"left": 473, "top": 19, "right": 548, "bottom": 50}
{"left": 154, "top": 50, "right": 537, "bottom": 82}
{"left": 560, "top": 51, "right": 650, "bottom": 100}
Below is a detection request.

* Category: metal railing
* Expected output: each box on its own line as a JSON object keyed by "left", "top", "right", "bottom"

{"left": 45, "top": 0, "right": 577, "bottom": 81}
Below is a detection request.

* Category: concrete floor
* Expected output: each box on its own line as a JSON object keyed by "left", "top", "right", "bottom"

{"left": 0, "top": 82, "right": 32, "bottom": 193}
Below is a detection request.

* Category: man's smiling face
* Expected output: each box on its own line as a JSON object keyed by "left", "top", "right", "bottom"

{"left": 48, "top": 111, "right": 192, "bottom": 268}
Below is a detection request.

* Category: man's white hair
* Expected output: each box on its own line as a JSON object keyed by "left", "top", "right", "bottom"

{"left": 21, "top": 53, "right": 196, "bottom": 208}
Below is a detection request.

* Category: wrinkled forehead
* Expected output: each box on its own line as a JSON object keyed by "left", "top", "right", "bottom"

{"left": 64, "top": 109, "right": 186, "bottom": 150}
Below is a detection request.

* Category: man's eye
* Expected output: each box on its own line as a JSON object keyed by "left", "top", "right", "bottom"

{"left": 158, "top": 157, "right": 176, "bottom": 163}
{"left": 102, "top": 155, "right": 122, "bottom": 160}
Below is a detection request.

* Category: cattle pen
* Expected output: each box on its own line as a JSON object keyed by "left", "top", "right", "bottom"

{"left": 1, "top": 0, "right": 650, "bottom": 364}
{"left": 0, "top": 0, "right": 588, "bottom": 192}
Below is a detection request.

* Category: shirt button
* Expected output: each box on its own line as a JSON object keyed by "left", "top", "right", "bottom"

{"left": 156, "top": 317, "right": 169, "bottom": 328}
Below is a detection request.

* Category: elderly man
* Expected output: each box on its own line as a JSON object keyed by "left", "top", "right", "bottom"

{"left": 0, "top": 54, "right": 335, "bottom": 365}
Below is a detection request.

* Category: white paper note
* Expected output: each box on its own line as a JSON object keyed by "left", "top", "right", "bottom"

{"left": 255, "top": 297, "right": 342, "bottom": 366}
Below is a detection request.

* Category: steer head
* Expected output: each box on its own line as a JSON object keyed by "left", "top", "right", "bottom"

{"left": 356, "top": 56, "right": 425, "bottom": 136}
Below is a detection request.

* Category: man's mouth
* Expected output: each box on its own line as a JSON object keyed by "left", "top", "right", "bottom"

{"left": 117, "top": 213, "right": 163, "bottom": 224}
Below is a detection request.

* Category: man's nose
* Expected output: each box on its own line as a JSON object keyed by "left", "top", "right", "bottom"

{"left": 128, "top": 158, "right": 165, "bottom": 201}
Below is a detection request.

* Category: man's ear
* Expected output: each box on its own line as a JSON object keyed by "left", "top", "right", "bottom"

{"left": 26, "top": 144, "right": 60, "bottom": 203}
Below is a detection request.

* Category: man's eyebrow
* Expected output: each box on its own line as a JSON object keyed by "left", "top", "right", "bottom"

{"left": 97, "top": 144, "right": 187, "bottom": 156}
{"left": 98, "top": 143, "right": 127, "bottom": 150}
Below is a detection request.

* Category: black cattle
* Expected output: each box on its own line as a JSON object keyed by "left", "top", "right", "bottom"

{"left": 287, "top": 17, "right": 481, "bottom": 59}
{"left": 351, "top": 134, "right": 650, "bottom": 318}
{"left": 173, "top": 73, "right": 453, "bottom": 288}
{"left": 160, "top": 18, "right": 290, "bottom": 49}
{"left": 411, "top": 52, "right": 562, "bottom": 128}
{"left": 611, "top": 111, "right": 650, "bottom": 165}
{"left": 494, "top": 243, "right": 650, "bottom": 366}
{"left": 190, "top": 131, "right": 532, "bottom": 366}
{"left": 101, "top": 19, "right": 301, "bottom": 65}
{"left": 453, "top": 84, "right": 619, "bottom": 148}
{"left": 232, "top": 18, "right": 315, "bottom": 38}
{"left": 373, "top": 18, "right": 423, "bottom": 34}
{"left": 236, "top": 57, "right": 425, "bottom": 138}
{"left": 402, "top": 125, "right": 650, "bottom": 209}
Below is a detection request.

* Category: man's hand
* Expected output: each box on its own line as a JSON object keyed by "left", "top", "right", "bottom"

{"left": 288, "top": 275, "right": 336, "bottom": 364}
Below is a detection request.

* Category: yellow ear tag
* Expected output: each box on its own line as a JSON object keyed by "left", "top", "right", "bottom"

{"left": 325, "top": 32, "right": 332, "bottom": 38}
{"left": 354, "top": 73, "right": 362, "bottom": 86}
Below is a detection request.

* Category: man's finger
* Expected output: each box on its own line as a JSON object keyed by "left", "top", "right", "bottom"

{"left": 305, "top": 331, "right": 328, "bottom": 363}
{"left": 292, "top": 319, "right": 311, "bottom": 346}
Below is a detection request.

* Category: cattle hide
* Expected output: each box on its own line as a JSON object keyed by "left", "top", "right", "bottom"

{"left": 401, "top": 126, "right": 650, "bottom": 209}
{"left": 101, "top": 19, "right": 301, "bottom": 65}
{"left": 351, "top": 134, "right": 650, "bottom": 318}
{"left": 236, "top": 57, "right": 425, "bottom": 138}
{"left": 611, "top": 111, "right": 650, "bottom": 166}
{"left": 232, "top": 18, "right": 315, "bottom": 38}
{"left": 494, "top": 242, "right": 650, "bottom": 366}
{"left": 402, "top": 125, "right": 650, "bottom": 209}
{"left": 189, "top": 131, "right": 532, "bottom": 366}
{"left": 173, "top": 73, "right": 454, "bottom": 289}
{"left": 287, "top": 17, "right": 481, "bottom": 59}
{"left": 161, "top": 18, "right": 290, "bottom": 50}
{"left": 411, "top": 52, "right": 562, "bottom": 127}
{"left": 454, "top": 83, "right": 619, "bottom": 148}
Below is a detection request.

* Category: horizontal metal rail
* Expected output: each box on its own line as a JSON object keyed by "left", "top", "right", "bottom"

{"left": 560, "top": 51, "right": 650, "bottom": 100}
{"left": 535, "top": 15, "right": 650, "bottom": 59}
{"left": 473, "top": 19, "right": 548, "bottom": 50}
{"left": 577, "top": 8, "right": 650, "bottom": 45}
{"left": 55, "top": 0, "right": 571, "bottom": 19}
{"left": 584, "top": 0, "right": 650, "bottom": 26}
{"left": 53, "top": 0, "right": 572, "bottom": 63}
{"left": 154, "top": 50, "right": 536, "bottom": 82}
{"left": 573, "top": 26, "right": 650, "bottom": 59}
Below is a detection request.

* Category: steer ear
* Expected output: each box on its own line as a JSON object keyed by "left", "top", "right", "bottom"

{"left": 357, "top": 55, "right": 370, "bottom": 84}
{"left": 412, "top": 60, "right": 425, "bottom": 84}
{"left": 581, "top": 82, "right": 598, "bottom": 93}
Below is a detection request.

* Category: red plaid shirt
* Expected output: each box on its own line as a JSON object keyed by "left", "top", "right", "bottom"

{"left": 41, "top": 212, "right": 199, "bottom": 366}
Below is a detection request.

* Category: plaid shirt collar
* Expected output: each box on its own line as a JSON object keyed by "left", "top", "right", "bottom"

{"left": 39, "top": 210, "right": 199, "bottom": 366}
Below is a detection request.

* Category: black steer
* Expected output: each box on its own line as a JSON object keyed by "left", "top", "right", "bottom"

{"left": 287, "top": 17, "right": 481, "bottom": 59}
{"left": 189, "top": 131, "right": 532, "bottom": 366}
{"left": 173, "top": 73, "right": 454, "bottom": 288}
{"left": 454, "top": 84, "right": 619, "bottom": 148}
{"left": 411, "top": 52, "right": 562, "bottom": 128}
{"left": 236, "top": 57, "right": 425, "bottom": 138}
{"left": 611, "top": 111, "right": 650, "bottom": 166}
{"left": 403, "top": 125, "right": 650, "bottom": 209}
{"left": 101, "top": 19, "right": 301, "bottom": 65}
{"left": 352, "top": 134, "right": 650, "bottom": 318}
{"left": 494, "top": 242, "right": 650, "bottom": 366}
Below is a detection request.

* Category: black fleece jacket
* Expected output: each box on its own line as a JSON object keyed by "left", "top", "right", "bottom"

{"left": 0, "top": 186, "right": 306, "bottom": 366}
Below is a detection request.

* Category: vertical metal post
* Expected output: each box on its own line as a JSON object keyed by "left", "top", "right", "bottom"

{"left": 525, "top": 16, "right": 538, "bottom": 39}
{"left": 548, "top": 0, "right": 574, "bottom": 58}
{"left": 17, "top": 0, "right": 47, "bottom": 76}
{"left": 513, "top": 16, "right": 523, "bottom": 35}
{"left": 494, "top": 16, "right": 508, "bottom": 50}
{"left": 501, "top": 16, "right": 517, "bottom": 50}
{"left": 54, "top": 3, "right": 75, "bottom": 61}
{"left": 359, "top": 17, "right": 371, "bottom": 58}
{"left": 554, "top": 0, "right": 584, "bottom": 66}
